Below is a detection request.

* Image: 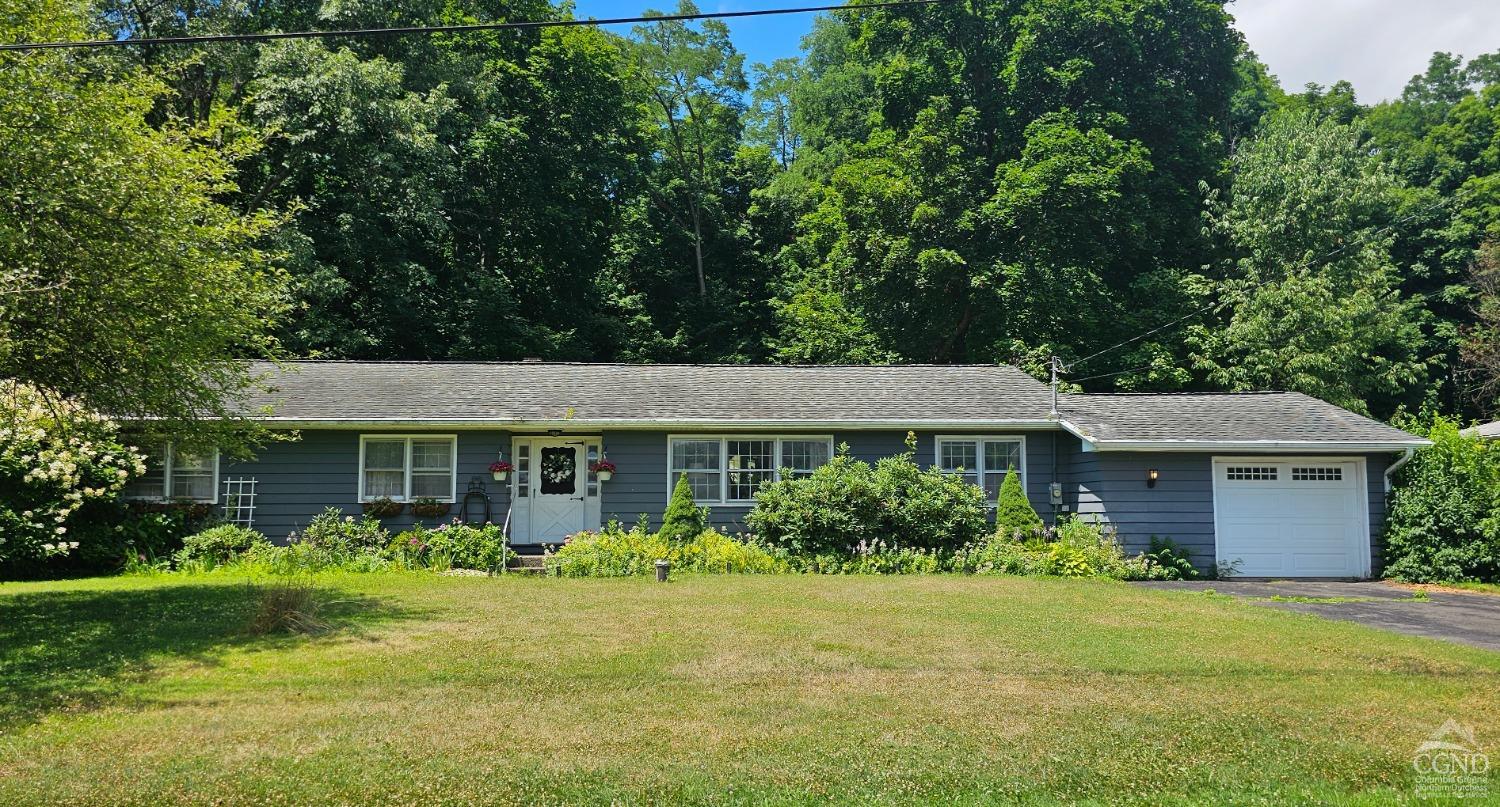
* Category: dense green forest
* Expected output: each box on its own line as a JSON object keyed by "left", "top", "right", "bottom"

{"left": 3, "top": 0, "right": 1498, "bottom": 423}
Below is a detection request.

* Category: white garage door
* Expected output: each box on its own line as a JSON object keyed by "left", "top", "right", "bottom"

{"left": 1213, "top": 458, "right": 1368, "bottom": 578}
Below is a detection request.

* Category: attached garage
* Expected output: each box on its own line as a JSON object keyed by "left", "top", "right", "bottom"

{"left": 1211, "top": 457, "right": 1370, "bottom": 578}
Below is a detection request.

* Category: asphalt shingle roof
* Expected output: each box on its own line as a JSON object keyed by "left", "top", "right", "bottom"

{"left": 1058, "top": 392, "right": 1426, "bottom": 446}
{"left": 245, "top": 361, "right": 1056, "bottom": 424}
{"left": 242, "top": 361, "right": 1428, "bottom": 448}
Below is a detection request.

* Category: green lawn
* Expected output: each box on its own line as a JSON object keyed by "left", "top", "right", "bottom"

{"left": 1, "top": 574, "right": 1496, "bottom": 805}
{"left": 1446, "top": 581, "right": 1500, "bottom": 595}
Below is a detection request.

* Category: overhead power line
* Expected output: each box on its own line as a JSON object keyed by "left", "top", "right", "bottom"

{"left": 1063, "top": 189, "right": 1470, "bottom": 375}
{"left": 0, "top": 0, "right": 954, "bottom": 51}
{"left": 1068, "top": 363, "right": 1163, "bottom": 385}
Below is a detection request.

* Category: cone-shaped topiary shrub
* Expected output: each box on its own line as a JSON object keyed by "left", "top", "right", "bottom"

{"left": 660, "top": 473, "right": 708, "bottom": 543}
{"left": 994, "top": 467, "right": 1042, "bottom": 539}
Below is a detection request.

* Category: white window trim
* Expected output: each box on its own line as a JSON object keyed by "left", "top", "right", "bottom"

{"left": 934, "top": 435, "right": 1028, "bottom": 504}
{"left": 123, "top": 444, "right": 221, "bottom": 504}
{"left": 358, "top": 434, "right": 458, "bottom": 503}
{"left": 666, "top": 435, "right": 835, "bottom": 506}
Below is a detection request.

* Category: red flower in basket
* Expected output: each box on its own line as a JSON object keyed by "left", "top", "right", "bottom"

{"left": 488, "top": 460, "right": 514, "bottom": 473}
{"left": 588, "top": 458, "right": 616, "bottom": 480}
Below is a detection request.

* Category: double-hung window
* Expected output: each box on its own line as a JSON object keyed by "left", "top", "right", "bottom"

{"left": 935, "top": 436, "right": 1025, "bottom": 503}
{"left": 668, "top": 436, "right": 833, "bottom": 505}
{"left": 122, "top": 444, "right": 220, "bottom": 503}
{"left": 359, "top": 435, "right": 457, "bottom": 502}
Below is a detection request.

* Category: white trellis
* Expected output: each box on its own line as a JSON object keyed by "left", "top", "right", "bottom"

{"left": 221, "top": 477, "right": 257, "bottom": 528}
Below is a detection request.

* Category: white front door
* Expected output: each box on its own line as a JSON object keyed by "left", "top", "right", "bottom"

{"left": 526, "top": 439, "right": 588, "bottom": 543}
{"left": 1212, "top": 458, "right": 1368, "bottom": 578}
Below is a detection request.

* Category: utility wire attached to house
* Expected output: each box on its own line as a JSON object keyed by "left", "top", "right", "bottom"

{"left": 1069, "top": 363, "right": 1161, "bottom": 385}
{"left": 0, "top": 0, "right": 956, "bottom": 51}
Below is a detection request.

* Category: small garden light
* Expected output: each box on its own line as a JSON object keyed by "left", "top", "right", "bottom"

{"left": 1147, "top": 469, "right": 1159, "bottom": 488}
{"left": 655, "top": 559, "right": 670, "bottom": 583}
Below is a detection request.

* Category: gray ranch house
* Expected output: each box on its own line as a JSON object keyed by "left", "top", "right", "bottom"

{"left": 126, "top": 361, "right": 1429, "bottom": 578}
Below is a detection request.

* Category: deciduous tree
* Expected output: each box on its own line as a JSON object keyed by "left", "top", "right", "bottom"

{"left": 0, "top": 0, "right": 287, "bottom": 446}
{"left": 1190, "top": 110, "right": 1426, "bottom": 414}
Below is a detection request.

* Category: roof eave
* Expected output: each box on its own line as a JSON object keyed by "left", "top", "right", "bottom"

{"left": 250, "top": 417, "right": 1066, "bottom": 431}
{"left": 1085, "top": 439, "right": 1433, "bottom": 453}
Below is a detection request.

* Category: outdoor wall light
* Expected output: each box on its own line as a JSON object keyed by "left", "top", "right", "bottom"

{"left": 1147, "top": 469, "right": 1159, "bottom": 488}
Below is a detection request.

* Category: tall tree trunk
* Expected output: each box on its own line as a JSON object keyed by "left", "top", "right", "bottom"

{"left": 691, "top": 203, "right": 706, "bottom": 297}
{"left": 935, "top": 303, "right": 975, "bottom": 362}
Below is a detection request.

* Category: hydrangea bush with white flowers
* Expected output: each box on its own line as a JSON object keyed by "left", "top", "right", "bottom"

{"left": 0, "top": 382, "right": 143, "bottom": 563}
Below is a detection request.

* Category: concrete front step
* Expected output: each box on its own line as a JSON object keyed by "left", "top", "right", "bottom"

{"left": 508, "top": 553, "right": 548, "bottom": 571}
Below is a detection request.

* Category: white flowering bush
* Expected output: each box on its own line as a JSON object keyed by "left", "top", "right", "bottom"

{"left": 0, "top": 382, "right": 143, "bottom": 562}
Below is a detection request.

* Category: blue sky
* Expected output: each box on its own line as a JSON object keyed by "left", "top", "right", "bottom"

{"left": 570, "top": 0, "right": 812, "bottom": 70}
{"left": 570, "top": 0, "right": 1500, "bottom": 102}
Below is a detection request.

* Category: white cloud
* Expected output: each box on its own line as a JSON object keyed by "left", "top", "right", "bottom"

{"left": 1229, "top": 0, "right": 1500, "bottom": 102}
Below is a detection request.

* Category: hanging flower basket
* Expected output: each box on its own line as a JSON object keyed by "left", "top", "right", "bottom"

{"left": 361, "top": 497, "right": 405, "bottom": 518}
{"left": 410, "top": 498, "right": 451, "bottom": 519}
{"left": 489, "top": 460, "right": 513, "bottom": 482}
{"left": 589, "top": 458, "right": 617, "bottom": 482}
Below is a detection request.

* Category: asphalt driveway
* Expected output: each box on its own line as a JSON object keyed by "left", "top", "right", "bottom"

{"left": 1138, "top": 580, "right": 1500, "bottom": 652}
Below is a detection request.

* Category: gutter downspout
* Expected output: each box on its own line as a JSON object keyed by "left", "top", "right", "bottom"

{"left": 1047, "top": 355, "right": 1062, "bottom": 523}
{"left": 1383, "top": 448, "right": 1416, "bottom": 494}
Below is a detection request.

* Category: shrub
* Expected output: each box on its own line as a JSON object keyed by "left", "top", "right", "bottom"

{"left": 296, "top": 508, "right": 388, "bottom": 554}
{"left": 2, "top": 498, "right": 202, "bottom": 580}
{"left": 1384, "top": 416, "right": 1500, "bottom": 583}
{"left": 789, "top": 540, "right": 950, "bottom": 575}
{"left": 747, "top": 440, "right": 987, "bottom": 554}
{"left": 389, "top": 529, "right": 430, "bottom": 568}
{"left": 0, "top": 382, "right": 142, "bottom": 565}
{"left": 99, "top": 502, "right": 206, "bottom": 566}
{"left": 220, "top": 541, "right": 390, "bottom": 575}
{"left": 660, "top": 474, "right": 708, "bottom": 543}
{"left": 745, "top": 453, "right": 880, "bottom": 554}
{"left": 969, "top": 517, "right": 1152, "bottom": 580}
{"left": 994, "top": 467, "right": 1042, "bottom": 538}
{"left": 178, "top": 524, "right": 270, "bottom": 564}
{"left": 547, "top": 521, "right": 671, "bottom": 577}
{"left": 870, "top": 449, "right": 990, "bottom": 552}
{"left": 546, "top": 523, "right": 781, "bottom": 577}
{"left": 1141, "top": 537, "right": 1199, "bottom": 581}
{"left": 416, "top": 521, "right": 511, "bottom": 572}
{"left": 673, "top": 530, "right": 784, "bottom": 574}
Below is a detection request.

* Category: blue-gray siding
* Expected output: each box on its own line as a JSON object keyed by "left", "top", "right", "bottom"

{"left": 223, "top": 430, "right": 513, "bottom": 541}
{"left": 1061, "top": 437, "right": 1396, "bottom": 572}
{"left": 224, "top": 428, "right": 1396, "bottom": 576}
{"left": 602, "top": 429, "right": 1057, "bottom": 533}
{"left": 228, "top": 428, "right": 1057, "bottom": 541}
{"left": 1066, "top": 450, "right": 1218, "bottom": 566}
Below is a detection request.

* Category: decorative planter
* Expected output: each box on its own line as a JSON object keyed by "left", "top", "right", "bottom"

{"left": 492, "top": 470, "right": 510, "bottom": 482}
{"left": 596, "top": 470, "right": 613, "bottom": 482}
{"left": 361, "top": 498, "right": 406, "bottom": 518}
{"left": 410, "top": 502, "right": 451, "bottom": 519}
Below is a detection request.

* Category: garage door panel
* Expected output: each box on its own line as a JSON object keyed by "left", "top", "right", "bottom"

{"left": 1214, "top": 459, "right": 1366, "bottom": 578}
{"left": 1291, "top": 553, "right": 1355, "bottom": 575}
{"left": 1231, "top": 489, "right": 1350, "bottom": 513}
{"left": 1228, "top": 551, "right": 1289, "bottom": 574}
{"left": 1289, "top": 523, "right": 1355, "bottom": 544}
